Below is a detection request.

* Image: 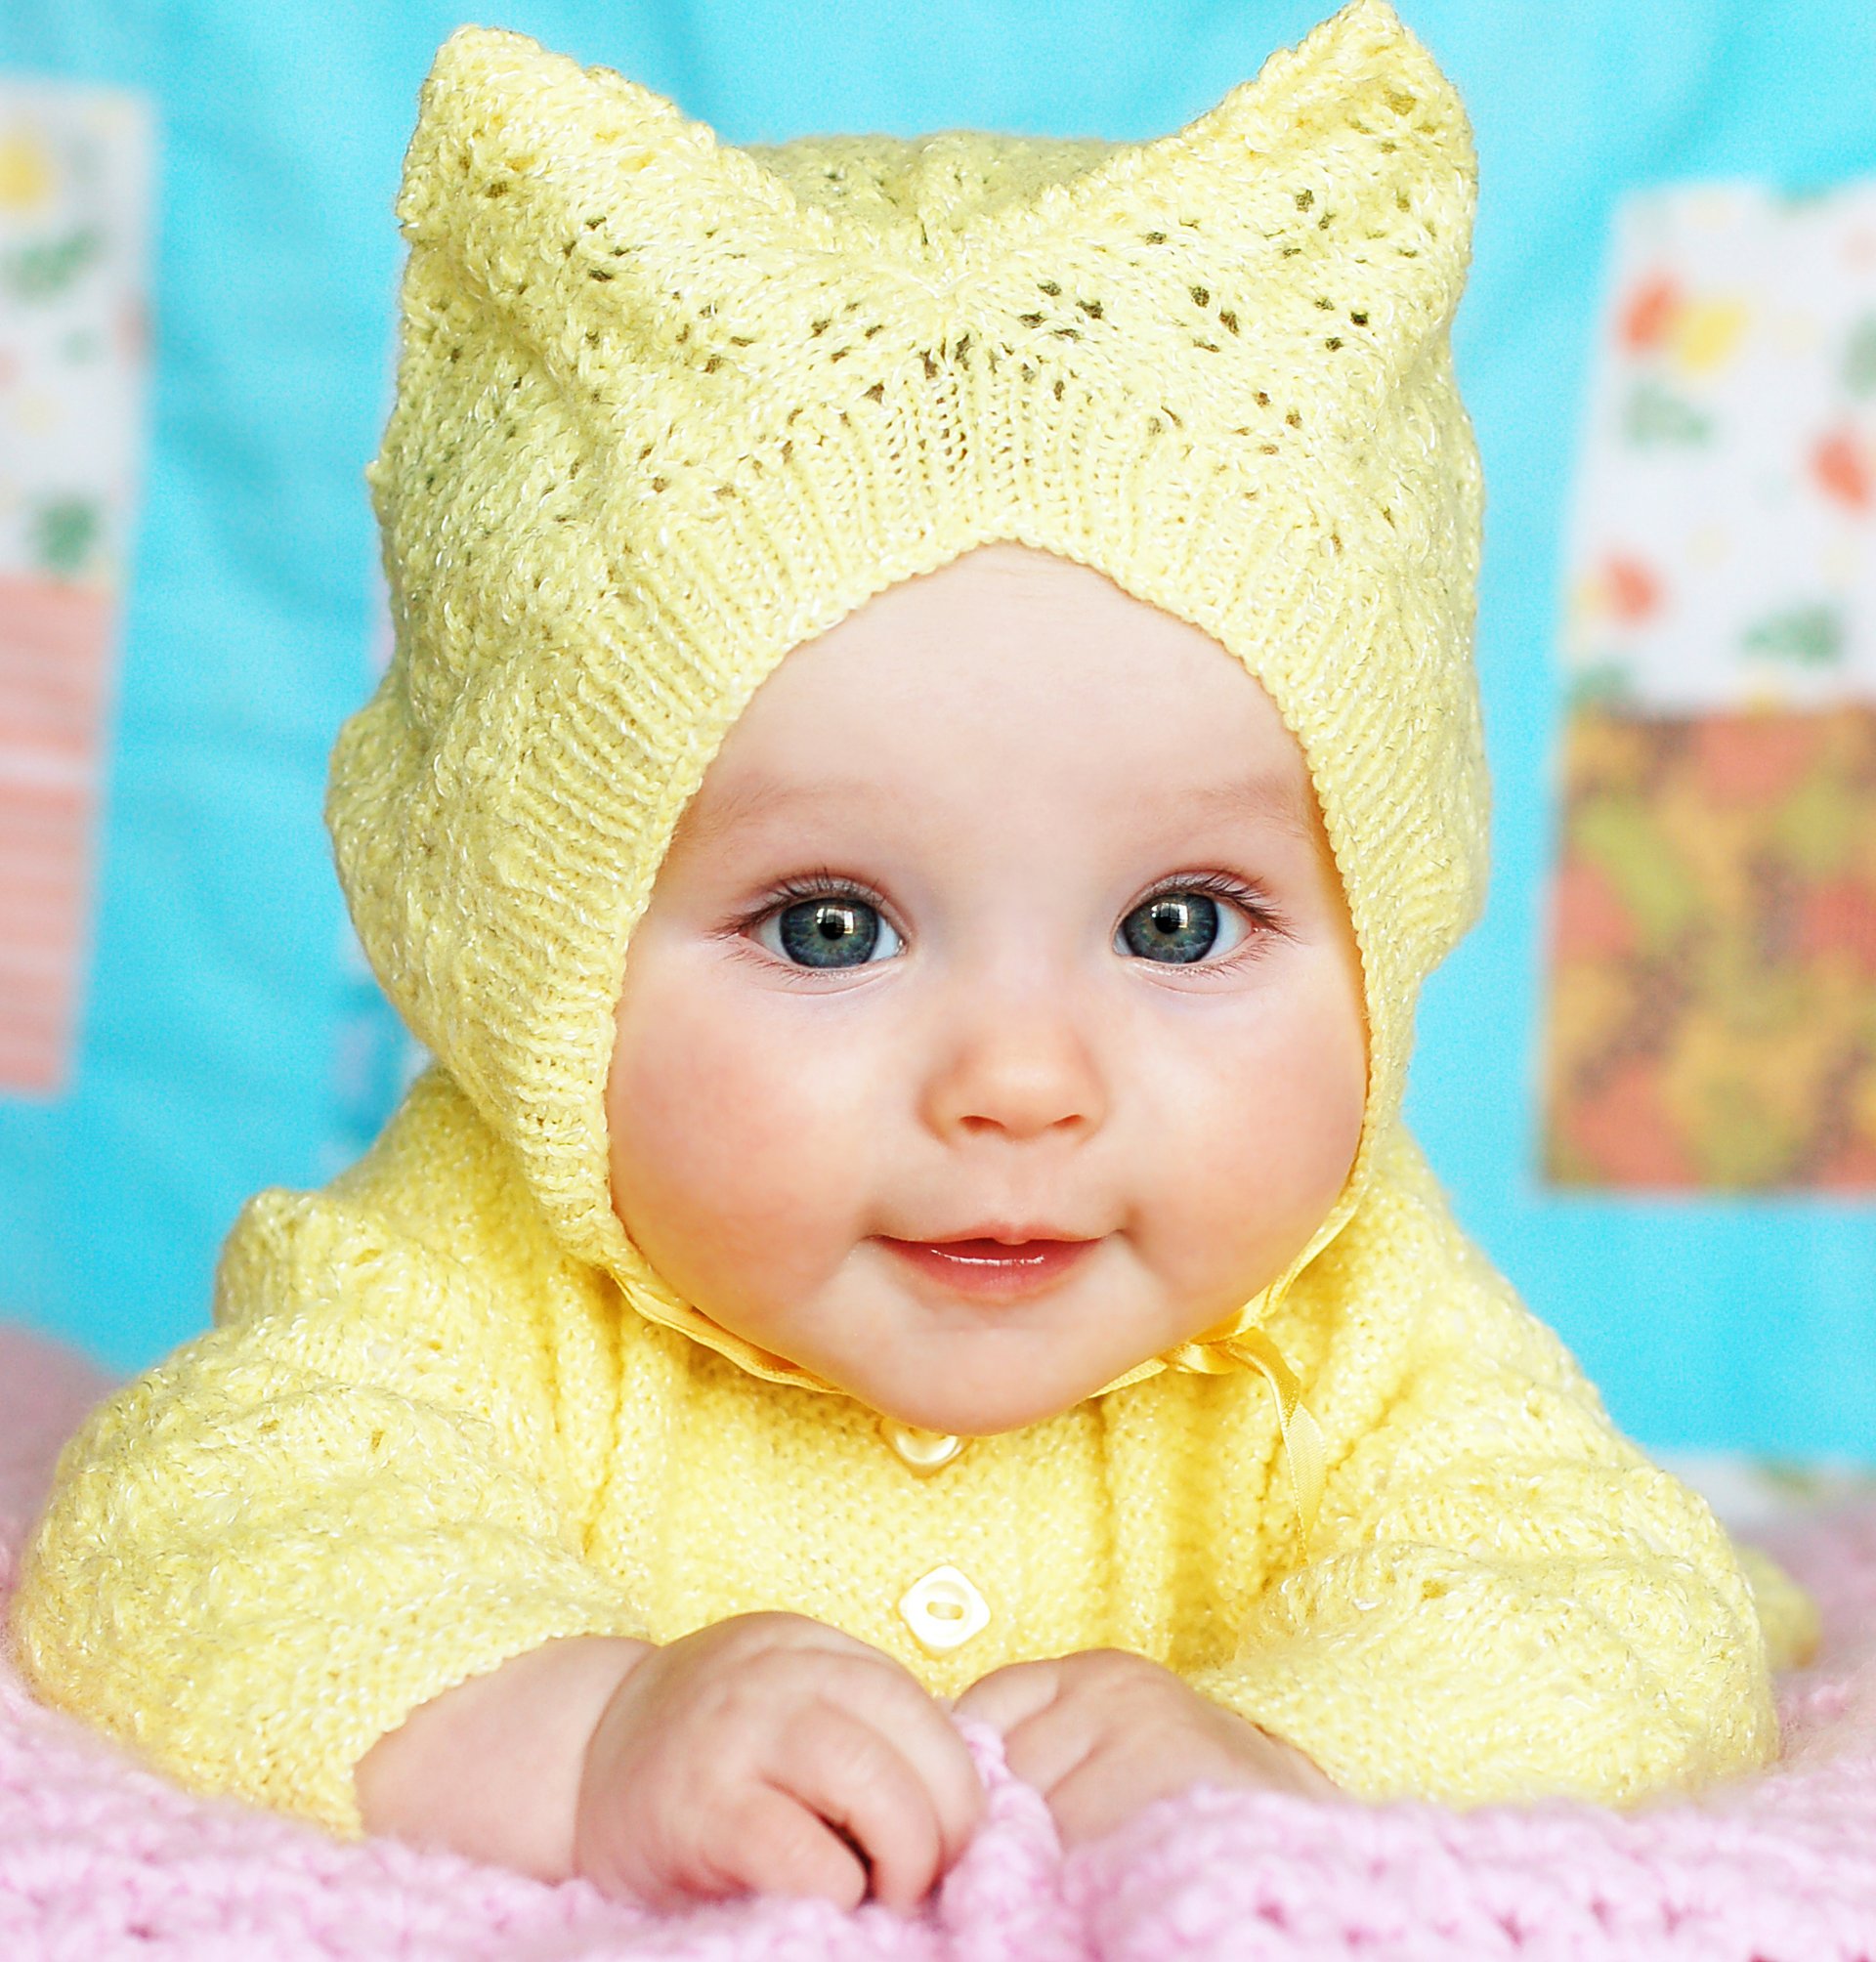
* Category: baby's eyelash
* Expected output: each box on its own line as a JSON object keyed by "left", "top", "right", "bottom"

{"left": 727, "top": 868, "right": 1290, "bottom": 955}
{"left": 729, "top": 868, "right": 890, "bottom": 935}
{"left": 1125, "top": 873, "right": 1294, "bottom": 967}
{"left": 1135, "top": 870, "right": 1286, "bottom": 932}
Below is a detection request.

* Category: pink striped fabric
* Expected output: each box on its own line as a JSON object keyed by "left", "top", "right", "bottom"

{"left": 0, "top": 577, "right": 118, "bottom": 1095}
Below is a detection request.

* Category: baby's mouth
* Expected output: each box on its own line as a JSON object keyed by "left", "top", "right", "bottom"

{"left": 876, "top": 1234, "right": 1099, "bottom": 1301}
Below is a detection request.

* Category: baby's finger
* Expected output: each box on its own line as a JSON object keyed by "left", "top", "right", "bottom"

{"left": 715, "top": 1785, "right": 870, "bottom": 1910}
{"left": 1028, "top": 1740, "right": 1155, "bottom": 1849}
{"left": 984, "top": 1687, "right": 1109, "bottom": 1800}
{"left": 766, "top": 1705, "right": 945, "bottom": 1911}
{"left": 820, "top": 1653, "right": 987, "bottom": 1867}
{"left": 953, "top": 1657, "right": 1064, "bottom": 1736}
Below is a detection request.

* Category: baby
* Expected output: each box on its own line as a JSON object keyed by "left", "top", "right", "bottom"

{"left": 11, "top": 0, "right": 1817, "bottom": 1918}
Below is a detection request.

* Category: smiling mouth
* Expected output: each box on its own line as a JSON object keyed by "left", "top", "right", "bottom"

{"left": 877, "top": 1236, "right": 1099, "bottom": 1301}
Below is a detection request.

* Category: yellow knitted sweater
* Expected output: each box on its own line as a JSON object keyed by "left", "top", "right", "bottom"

{"left": 12, "top": 0, "right": 1818, "bottom": 1839}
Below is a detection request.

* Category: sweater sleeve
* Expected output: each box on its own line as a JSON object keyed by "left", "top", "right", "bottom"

{"left": 1187, "top": 1178, "right": 1813, "bottom": 1809}
{"left": 9, "top": 1078, "right": 646, "bottom": 1838}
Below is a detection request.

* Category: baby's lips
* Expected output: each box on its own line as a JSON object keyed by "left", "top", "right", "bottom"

{"left": 878, "top": 1235, "right": 1100, "bottom": 1301}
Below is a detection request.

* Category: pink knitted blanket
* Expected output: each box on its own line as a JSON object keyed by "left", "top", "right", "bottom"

{"left": 4, "top": 1321, "right": 1874, "bottom": 1960}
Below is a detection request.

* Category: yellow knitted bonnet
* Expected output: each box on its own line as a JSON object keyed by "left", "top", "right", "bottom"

{"left": 328, "top": 0, "right": 1488, "bottom": 1419}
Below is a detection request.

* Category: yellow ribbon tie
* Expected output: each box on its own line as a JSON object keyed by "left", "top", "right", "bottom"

{"left": 1223, "top": 1327, "right": 1325, "bottom": 1555}
{"left": 1170, "top": 1324, "right": 1325, "bottom": 1556}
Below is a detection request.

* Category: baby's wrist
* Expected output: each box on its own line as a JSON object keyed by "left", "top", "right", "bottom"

{"left": 357, "top": 1634, "right": 654, "bottom": 1879}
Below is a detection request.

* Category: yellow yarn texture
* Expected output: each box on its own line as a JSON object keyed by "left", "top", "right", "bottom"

{"left": 13, "top": 0, "right": 1817, "bottom": 1837}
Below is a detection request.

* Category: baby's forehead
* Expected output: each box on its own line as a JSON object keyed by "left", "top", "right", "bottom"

{"left": 656, "top": 540, "right": 1327, "bottom": 868}
{"left": 721, "top": 548, "right": 1305, "bottom": 739}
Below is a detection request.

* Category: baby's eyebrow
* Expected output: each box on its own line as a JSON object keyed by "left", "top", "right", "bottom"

{"left": 663, "top": 777, "right": 867, "bottom": 859}
{"left": 1177, "top": 773, "right": 1319, "bottom": 847}
{"left": 667, "top": 770, "right": 1317, "bottom": 857}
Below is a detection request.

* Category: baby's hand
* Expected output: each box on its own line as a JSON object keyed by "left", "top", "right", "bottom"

{"left": 574, "top": 1612, "right": 985, "bottom": 1912}
{"left": 954, "top": 1648, "right": 1338, "bottom": 1848}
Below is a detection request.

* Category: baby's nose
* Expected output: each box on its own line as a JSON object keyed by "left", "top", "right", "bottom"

{"left": 919, "top": 987, "right": 1107, "bottom": 1142}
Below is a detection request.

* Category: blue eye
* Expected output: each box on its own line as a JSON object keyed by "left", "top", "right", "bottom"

{"left": 759, "top": 894, "right": 904, "bottom": 969}
{"left": 745, "top": 876, "right": 1267, "bottom": 971}
{"left": 1117, "top": 890, "right": 1248, "bottom": 964}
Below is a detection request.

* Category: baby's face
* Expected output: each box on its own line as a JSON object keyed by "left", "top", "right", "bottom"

{"left": 607, "top": 541, "right": 1367, "bottom": 1434}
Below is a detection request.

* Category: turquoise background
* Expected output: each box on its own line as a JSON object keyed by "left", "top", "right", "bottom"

{"left": 1, "top": 2, "right": 1872, "bottom": 1452}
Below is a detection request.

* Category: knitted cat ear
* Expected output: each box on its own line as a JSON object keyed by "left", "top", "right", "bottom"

{"left": 1133, "top": 0, "right": 1477, "bottom": 346}
{"left": 1179, "top": 0, "right": 1471, "bottom": 200}
{"left": 392, "top": 24, "right": 821, "bottom": 383}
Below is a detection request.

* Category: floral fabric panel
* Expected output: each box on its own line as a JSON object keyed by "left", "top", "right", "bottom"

{"left": 1546, "top": 705, "right": 1876, "bottom": 1188}
{"left": 1562, "top": 181, "right": 1876, "bottom": 713}
{"left": 1545, "top": 181, "right": 1876, "bottom": 1190}
{"left": 0, "top": 81, "right": 153, "bottom": 1096}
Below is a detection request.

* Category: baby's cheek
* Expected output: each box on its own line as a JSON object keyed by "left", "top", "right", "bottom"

{"left": 611, "top": 987, "right": 883, "bottom": 1286}
{"left": 1137, "top": 1009, "right": 1358, "bottom": 1287}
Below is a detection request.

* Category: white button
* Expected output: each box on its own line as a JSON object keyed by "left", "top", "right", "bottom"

{"left": 879, "top": 1420, "right": 964, "bottom": 1473}
{"left": 898, "top": 1564, "right": 990, "bottom": 1653}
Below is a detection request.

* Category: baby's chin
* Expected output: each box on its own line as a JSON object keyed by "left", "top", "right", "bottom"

{"left": 837, "top": 1358, "right": 1140, "bottom": 1437}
